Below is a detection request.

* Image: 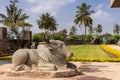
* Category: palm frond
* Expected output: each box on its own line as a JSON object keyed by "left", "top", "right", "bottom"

{"left": 0, "top": 13, "right": 6, "bottom": 19}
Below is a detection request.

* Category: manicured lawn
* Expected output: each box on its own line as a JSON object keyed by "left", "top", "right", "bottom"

{"left": 68, "top": 45, "right": 110, "bottom": 59}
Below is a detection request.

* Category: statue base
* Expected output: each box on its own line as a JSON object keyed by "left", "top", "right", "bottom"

{"left": 6, "top": 69, "right": 82, "bottom": 78}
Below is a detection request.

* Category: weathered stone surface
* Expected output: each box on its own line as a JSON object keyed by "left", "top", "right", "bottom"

{"left": 117, "top": 40, "right": 120, "bottom": 46}
{"left": 11, "top": 40, "right": 75, "bottom": 72}
{"left": 0, "top": 27, "right": 7, "bottom": 40}
{"left": 7, "top": 69, "right": 81, "bottom": 78}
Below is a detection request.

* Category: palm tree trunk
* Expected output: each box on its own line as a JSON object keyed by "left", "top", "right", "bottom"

{"left": 79, "top": 25, "right": 82, "bottom": 35}
{"left": 85, "top": 26, "right": 87, "bottom": 36}
{"left": 84, "top": 26, "right": 87, "bottom": 44}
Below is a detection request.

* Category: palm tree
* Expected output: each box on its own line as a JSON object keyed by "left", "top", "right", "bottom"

{"left": 88, "top": 26, "right": 94, "bottom": 35}
{"left": 36, "top": 12, "right": 57, "bottom": 42}
{"left": 59, "top": 29, "right": 67, "bottom": 36}
{"left": 113, "top": 24, "right": 120, "bottom": 34}
{"left": 57, "top": 29, "right": 67, "bottom": 40}
{"left": 96, "top": 24, "right": 102, "bottom": 35}
{"left": 69, "top": 25, "right": 77, "bottom": 35}
{"left": 74, "top": 2, "right": 94, "bottom": 36}
{"left": 0, "top": 0, "right": 32, "bottom": 48}
{"left": 0, "top": 0, "right": 32, "bottom": 39}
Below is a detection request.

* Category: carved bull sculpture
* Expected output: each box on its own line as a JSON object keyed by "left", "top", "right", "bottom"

{"left": 11, "top": 40, "right": 75, "bottom": 71}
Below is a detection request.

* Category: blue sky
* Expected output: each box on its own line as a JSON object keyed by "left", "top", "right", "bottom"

{"left": 0, "top": 0, "right": 120, "bottom": 34}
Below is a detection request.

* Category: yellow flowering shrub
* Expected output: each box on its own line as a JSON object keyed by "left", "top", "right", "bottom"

{"left": 66, "top": 58, "right": 120, "bottom": 62}
{"left": 101, "top": 45, "right": 120, "bottom": 58}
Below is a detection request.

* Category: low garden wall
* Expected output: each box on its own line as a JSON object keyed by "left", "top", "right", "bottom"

{"left": 65, "top": 40, "right": 86, "bottom": 45}
{"left": 0, "top": 40, "right": 31, "bottom": 53}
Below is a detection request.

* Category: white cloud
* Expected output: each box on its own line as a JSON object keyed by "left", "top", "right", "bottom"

{"left": 26, "top": 0, "right": 76, "bottom": 15}
{"left": 96, "top": 4, "right": 109, "bottom": 10}
{"left": 92, "top": 9, "right": 115, "bottom": 23}
{"left": 26, "top": 0, "right": 38, "bottom": 3}
{"left": 91, "top": 9, "right": 116, "bottom": 34}
{"left": 96, "top": 4, "right": 105, "bottom": 10}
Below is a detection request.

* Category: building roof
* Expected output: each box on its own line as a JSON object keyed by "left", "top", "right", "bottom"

{"left": 110, "top": 0, "right": 120, "bottom": 8}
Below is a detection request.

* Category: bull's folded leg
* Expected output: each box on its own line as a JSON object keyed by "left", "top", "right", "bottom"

{"left": 11, "top": 64, "right": 31, "bottom": 71}
{"left": 38, "top": 63, "right": 57, "bottom": 71}
{"left": 11, "top": 64, "right": 24, "bottom": 71}
{"left": 31, "top": 64, "right": 38, "bottom": 71}
{"left": 23, "top": 65, "right": 31, "bottom": 72}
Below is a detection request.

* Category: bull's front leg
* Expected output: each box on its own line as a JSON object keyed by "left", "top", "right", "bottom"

{"left": 11, "top": 49, "right": 31, "bottom": 72}
{"left": 11, "top": 64, "right": 31, "bottom": 72}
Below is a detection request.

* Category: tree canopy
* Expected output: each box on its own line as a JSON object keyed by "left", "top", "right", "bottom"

{"left": 0, "top": 0, "right": 32, "bottom": 39}
{"left": 74, "top": 2, "right": 94, "bottom": 35}
{"left": 36, "top": 12, "right": 57, "bottom": 32}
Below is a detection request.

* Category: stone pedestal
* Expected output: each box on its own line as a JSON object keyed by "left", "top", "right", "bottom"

{"left": 7, "top": 69, "right": 82, "bottom": 78}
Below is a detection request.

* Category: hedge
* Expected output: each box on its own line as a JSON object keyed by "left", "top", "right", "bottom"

{"left": 66, "top": 58, "right": 120, "bottom": 62}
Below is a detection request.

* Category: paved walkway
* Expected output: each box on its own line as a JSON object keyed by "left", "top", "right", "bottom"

{"left": 108, "top": 45, "right": 120, "bottom": 51}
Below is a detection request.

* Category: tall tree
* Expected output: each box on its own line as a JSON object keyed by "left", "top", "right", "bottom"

{"left": 0, "top": 0, "right": 32, "bottom": 48}
{"left": 69, "top": 25, "right": 77, "bottom": 35}
{"left": 74, "top": 2, "right": 94, "bottom": 36}
{"left": 113, "top": 23, "right": 120, "bottom": 34}
{"left": 58, "top": 29, "right": 67, "bottom": 36}
{"left": 36, "top": 12, "right": 57, "bottom": 42}
{"left": 58, "top": 29, "right": 67, "bottom": 39}
{"left": 96, "top": 24, "right": 102, "bottom": 35}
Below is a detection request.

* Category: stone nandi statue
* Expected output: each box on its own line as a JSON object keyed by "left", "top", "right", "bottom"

{"left": 11, "top": 40, "right": 75, "bottom": 71}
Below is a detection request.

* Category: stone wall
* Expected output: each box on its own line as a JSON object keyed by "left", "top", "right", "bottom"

{"left": 0, "top": 27, "right": 32, "bottom": 53}
{"left": 0, "top": 40, "right": 31, "bottom": 52}
{"left": 65, "top": 40, "right": 86, "bottom": 45}
{"left": 0, "top": 27, "right": 7, "bottom": 40}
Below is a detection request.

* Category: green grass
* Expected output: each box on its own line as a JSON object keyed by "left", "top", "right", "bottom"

{"left": 68, "top": 45, "right": 110, "bottom": 59}
{"left": 0, "top": 56, "right": 12, "bottom": 60}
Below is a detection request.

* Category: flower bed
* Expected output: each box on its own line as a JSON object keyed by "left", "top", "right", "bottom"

{"left": 67, "top": 58, "right": 120, "bottom": 62}
{"left": 101, "top": 45, "right": 120, "bottom": 58}
{"left": 67, "top": 45, "right": 120, "bottom": 62}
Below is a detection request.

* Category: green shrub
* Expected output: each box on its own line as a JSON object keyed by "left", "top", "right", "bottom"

{"left": 96, "top": 35, "right": 103, "bottom": 44}
{"left": 78, "top": 35, "right": 85, "bottom": 40}
{"left": 110, "top": 35, "right": 120, "bottom": 44}
{"left": 32, "top": 34, "right": 43, "bottom": 42}
{"left": 85, "top": 34, "right": 93, "bottom": 44}
{"left": 0, "top": 56, "right": 12, "bottom": 60}
{"left": 53, "top": 33, "right": 64, "bottom": 41}
{"left": 67, "top": 35, "right": 78, "bottom": 40}
{"left": 109, "top": 37, "right": 116, "bottom": 44}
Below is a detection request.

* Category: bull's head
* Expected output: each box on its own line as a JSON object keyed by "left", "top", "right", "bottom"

{"left": 49, "top": 40, "right": 73, "bottom": 58}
